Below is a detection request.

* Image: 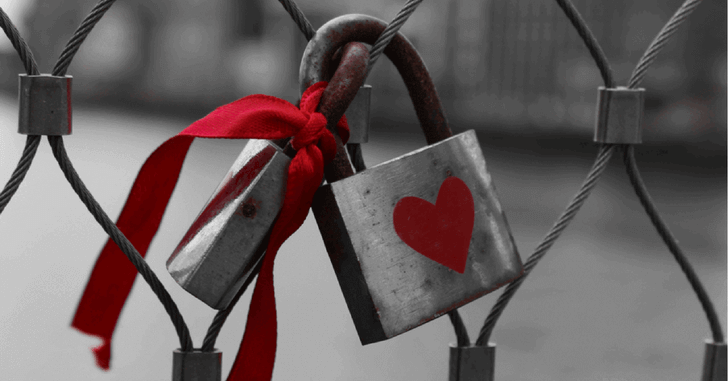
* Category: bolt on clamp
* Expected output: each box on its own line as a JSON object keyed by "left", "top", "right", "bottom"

{"left": 593, "top": 86, "right": 645, "bottom": 144}
{"left": 18, "top": 74, "right": 72, "bottom": 135}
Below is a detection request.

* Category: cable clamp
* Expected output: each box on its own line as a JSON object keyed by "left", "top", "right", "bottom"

{"left": 18, "top": 74, "right": 72, "bottom": 135}
{"left": 172, "top": 349, "right": 222, "bottom": 381}
{"left": 593, "top": 86, "right": 644, "bottom": 144}
{"left": 449, "top": 343, "right": 496, "bottom": 381}
{"left": 701, "top": 339, "right": 726, "bottom": 381}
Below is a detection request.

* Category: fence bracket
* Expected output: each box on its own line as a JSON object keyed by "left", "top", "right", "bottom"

{"left": 593, "top": 86, "right": 644, "bottom": 144}
{"left": 172, "top": 349, "right": 222, "bottom": 381}
{"left": 18, "top": 74, "right": 72, "bottom": 135}
{"left": 449, "top": 343, "right": 496, "bottom": 381}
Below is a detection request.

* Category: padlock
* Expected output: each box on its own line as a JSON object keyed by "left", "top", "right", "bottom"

{"left": 166, "top": 42, "right": 370, "bottom": 310}
{"left": 305, "top": 14, "right": 523, "bottom": 345}
{"left": 166, "top": 139, "right": 289, "bottom": 309}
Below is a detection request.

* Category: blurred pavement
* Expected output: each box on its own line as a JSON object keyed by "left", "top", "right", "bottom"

{"left": 0, "top": 93, "right": 725, "bottom": 380}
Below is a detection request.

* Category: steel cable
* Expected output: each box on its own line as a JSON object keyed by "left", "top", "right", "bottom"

{"left": 48, "top": 136, "right": 193, "bottom": 351}
{"left": 201, "top": 257, "right": 265, "bottom": 352}
{"left": 53, "top": 0, "right": 116, "bottom": 76}
{"left": 476, "top": 145, "right": 616, "bottom": 345}
{"left": 47, "top": 0, "right": 194, "bottom": 350}
{"left": 621, "top": 0, "right": 722, "bottom": 343}
{"left": 476, "top": 0, "right": 617, "bottom": 345}
{"left": 0, "top": 7, "right": 41, "bottom": 216}
{"left": 0, "top": 7, "right": 39, "bottom": 75}
{"left": 553, "top": 0, "right": 615, "bottom": 88}
{"left": 277, "top": 0, "right": 315, "bottom": 40}
{"left": 365, "top": 0, "right": 423, "bottom": 79}
{"left": 623, "top": 145, "right": 723, "bottom": 344}
{"left": 448, "top": 310, "right": 470, "bottom": 347}
{"left": 478, "top": 0, "right": 720, "bottom": 348}
{"left": 347, "top": 0, "right": 426, "bottom": 176}
{"left": 628, "top": 0, "right": 702, "bottom": 89}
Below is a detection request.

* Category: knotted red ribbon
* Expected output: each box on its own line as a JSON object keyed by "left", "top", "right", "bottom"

{"left": 72, "top": 81, "right": 348, "bottom": 380}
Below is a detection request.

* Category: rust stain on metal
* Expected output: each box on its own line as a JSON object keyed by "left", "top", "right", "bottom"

{"left": 239, "top": 197, "right": 262, "bottom": 219}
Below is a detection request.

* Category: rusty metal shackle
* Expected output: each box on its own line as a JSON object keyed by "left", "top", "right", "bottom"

{"left": 299, "top": 14, "right": 453, "bottom": 181}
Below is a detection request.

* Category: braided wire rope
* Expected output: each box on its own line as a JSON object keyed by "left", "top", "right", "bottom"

{"left": 277, "top": 0, "right": 315, "bottom": 40}
{"left": 448, "top": 309, "right": 471, "bottom": 347}
{"left": 628, "top": 0, "right": 702, "bottom": 89}
{"left": 0, "top": 7, "right": 41, "bottom": 215}
{"left": 46, "top": 0, "right": 193, "bottom": 351}
{"left": 621, "top": 0, "right": 723, "bottom": 343}
{"left": 201, "top": 257, "right": 265, "bottom": 352}
{"left": 347, "top": 0, "right": 426, "bottom": 178}
{"left": 348, "top": 0, "right": 426, "bottom": 173}
{"left": 476, "top": 0, "right": 618, "bottom": 345}
{"left": 623, "top": 146, "right": 724, "bottom": 344}
{"left": 478, "top": 0, "right": 720, "bottom": 347}
{"left": 0, "top": 8, "right": 39, "bottom": 75}
{"left": 476, "top": 145, "right": 616, "bottom": 345}
{"left": 52, "top": 0, "right": 115, "bottom": 76}
{"left": 365, "top": 0, "right": 423, "bottom": 79}
{"left": 48, "top": 136, "right": 193, "bottom": 351}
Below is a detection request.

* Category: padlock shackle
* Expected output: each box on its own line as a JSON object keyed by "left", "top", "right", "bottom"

{"left": 300, "top": 14, "right": 452, "bottom": 146}
{"left": 309, "top": 41, "right": 370, "bottom": 181}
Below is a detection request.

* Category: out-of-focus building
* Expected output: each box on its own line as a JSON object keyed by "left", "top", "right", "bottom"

{"left": 3, "top": 0, "right": 725, "bottom": 144}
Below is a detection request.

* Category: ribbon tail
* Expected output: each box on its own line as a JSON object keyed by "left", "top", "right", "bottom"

{"left": 227, "top": 146, "right": 324, "bottom": 381}
{"left": 71, "top": 135, "right": 195, "bottom": 370}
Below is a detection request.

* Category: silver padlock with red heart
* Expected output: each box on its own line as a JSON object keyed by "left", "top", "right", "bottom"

{"left": 306, "top": 14, "right": 524, "bottom": 345}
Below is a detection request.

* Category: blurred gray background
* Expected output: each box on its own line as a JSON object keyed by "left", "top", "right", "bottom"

{"left": 0, "top": 0, "right": 725, "bottom": 380}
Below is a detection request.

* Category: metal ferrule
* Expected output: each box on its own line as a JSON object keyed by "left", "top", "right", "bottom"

{"left": 449, "top": 343, "right": 496, "bottom": 381}
{"left": 701, "top": 339, "right": 727, "bottom": 381}
{"left": 172, "top": 349, "right": 222, "bottom": 381}
{"left": 593, "top": 86, "right": 645, "bottom": 144}
{"left": 18, "top": 74, "right": 72, "bottom": 135}
{"left": 344, "top": 85, "right": 371, "bottom": 144}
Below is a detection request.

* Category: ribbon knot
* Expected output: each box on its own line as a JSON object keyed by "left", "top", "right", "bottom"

{"left": 71, "top": 81, "right": 349, "bottom": 381}
{"left": 291, "top": 112, "right": 330, "bottom": 152}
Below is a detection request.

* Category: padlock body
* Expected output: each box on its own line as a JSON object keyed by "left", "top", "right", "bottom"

{"left": 312, "top": 130, "right": 522, "bottom": 344}
{"left": 167, "top": 139, "right": 289, "bottom": 309}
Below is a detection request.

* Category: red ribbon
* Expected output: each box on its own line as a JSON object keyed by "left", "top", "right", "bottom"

{"left": 71, "top": 81, "right": 348, "bottom": 380}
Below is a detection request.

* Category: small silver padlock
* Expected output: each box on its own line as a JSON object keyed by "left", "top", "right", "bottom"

{"left": 166, "top": 42, "right": 370, "bottom": 310}
{"left": 306, "top": 14, "right": 523, "bottom": 345}
{"left": 167, "top": 139, "right": 289, "bottom": 309}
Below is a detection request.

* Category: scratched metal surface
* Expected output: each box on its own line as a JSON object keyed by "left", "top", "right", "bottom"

{"left": 167, "top": 139, "right": 289, "bottom": 310}
{"left": 0, "top": 93, "right": 725, "bottom": 380}
{"left": 319, "top": 131, "right": 521, "bottom": 342}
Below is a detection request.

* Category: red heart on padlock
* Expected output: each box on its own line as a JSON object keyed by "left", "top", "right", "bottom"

{"left": 393, "top": 176, "right": 474, "bottom": 274}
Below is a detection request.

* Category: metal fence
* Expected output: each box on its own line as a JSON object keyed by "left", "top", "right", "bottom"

{"left": 3, "top": 0, "right": 725, "bottom": 141}
{"left": 0, "top": 0, "right": 724, "bottom": 380}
